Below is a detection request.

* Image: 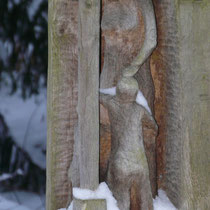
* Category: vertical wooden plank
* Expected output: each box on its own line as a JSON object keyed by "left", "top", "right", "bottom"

{"left": 178, "top": 1, "right": 210, "bottom": 209}
{"left": 152, "top": 0, "right": 210, "bottom": 209}
{"left": 78, "top": 0, "right": 100, "bottom": 189}
{"left": 47, "top": 0, "right": 78, "bottom": 209}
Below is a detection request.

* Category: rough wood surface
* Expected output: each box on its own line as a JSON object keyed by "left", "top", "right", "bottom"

{"left": 100, "top": 78, "right": 157, "bottom": 210}
{"left": 151, "top": 1, "right": 181, "bottom": 205}
{"left": 77, "top": 0, "right": 100, "bottom": 190}
{"left": 47, "top": 0, "right": 78, "bottom": 209}
{"left": 151, "top": 0, "right": 210, "bottom": 209}
{"left": 178, "top": 1, "right": 210, "bottom": 209}
{"left": 73, "top": 199, "right": 106, "bottom": 210}
{"left": 100, "top": 1, "right": 158, "bottom": 209}
{"left": 100, "top": 0, "right": 156, "bottom": 196}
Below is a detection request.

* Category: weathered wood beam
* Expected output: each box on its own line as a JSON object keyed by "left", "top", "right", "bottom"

{"left": 47, "top": 0, "right": 78, "bottom": 209}
{"left": 73, "top": 199, "right": 106, "bottom": 210}
{"left": 78, "top": 0, "right": 100, "bottom": 190}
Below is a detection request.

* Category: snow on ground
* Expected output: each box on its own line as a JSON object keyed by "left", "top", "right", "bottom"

{"left": 60, "top": 184, "right": 177, "bottom": 210}
{"left": 153, "top": 189, "right": 177, "bottom": 210}
{"left": 0, "top": 188, "right": 177, "bottom": 210}
{"left": 0, "top": 195, "right": 29, "bottom": 210}
{"left": 73, "top": 182, "right": 119, "bottom": 210}
{"left": 0, "top": 191, "right": 45, "bottom": 210}
{"left": 59, "top": 182, "right": 119, "bottom": 210}
{"left": 0, "top": 81, "right": 47, "bottom": 169}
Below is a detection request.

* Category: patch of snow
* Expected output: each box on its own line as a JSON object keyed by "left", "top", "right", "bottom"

{"left": 27, "top": 0, "right": 43, "bottom": 21}
{"left": 61, "top": 182, "right": 119, "bottom": 210}
{"left": 16, "top": 168, "right": 24, "bottom": 175}
{"left": 99, "top": 88, "right": 151, "bottom": 114}
{"left": 100, "top": 87, "right": 116, "bottom": 96}
{"left": 0, "top": 195, "right": 30, "bottom": 210}
{"left": 74, "top": 182, "right": 119, "bottom": 210}
{"left": 153, "top": 189, "right": 177, "bottom": 210}
{"left": 0, "top": 191, "right": 45, "bottom": 210}
{"left": 58, "top": 202, "right": 73, "bottom": 210}
{"left": 0, "top": 169, "right": 24, "bottom": 181}
{"left": 0, "top": 173, "right": 13, "bottom": 182}
{"left": 60, "top": 187, "right": 177, "bottom": 210}
{"left": 0, "top": 83, "right": 47, "bottom": 169}
{"left": 136, "top": 90, "right": 151, "bottom": 114}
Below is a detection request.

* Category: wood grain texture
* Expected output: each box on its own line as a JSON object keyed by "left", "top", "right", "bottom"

{"left": 152, "top": 0, "right": 210, "bottom": 209}
{"left": 151, "top": 1, "right": 182, "bottom": 205}
{"left": 78, "top": 0, "right": 100, "bottom": 190}
{"left": 73, "top": 199, "right": 106, "bottom": 210}
{"left": 100, "top": 91, "right": 156, "bottom": 210}
{"left": 178, "top": 1, "right": 210, "bottom": 209}
{"left": 100, "top": 2, "right": 158, "bottom": 204}
{"left": 47, "top": 0, "right": 78, "bottom": 209}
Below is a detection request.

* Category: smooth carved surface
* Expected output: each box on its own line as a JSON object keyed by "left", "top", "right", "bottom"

{"left": 47, "top": 0, "right": 78, "bottom": 209}
{"left": 100, "top": 0, "right": 144, "bottom": 89}
{"left": 100, "top": 80, "right": 157, "bottom": 210}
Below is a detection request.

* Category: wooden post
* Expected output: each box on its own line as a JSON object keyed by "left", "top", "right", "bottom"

{"left": 74, "top": 199, "right": 107, "bottom": 210}
{"left": 47, "top": 0, "right": 78, "bottom": 209}
{"left": 78, "top": 0, "right": 100, "bottom": 190}
{"left": 74, "top": 0, "right": 105, "bottom": 208}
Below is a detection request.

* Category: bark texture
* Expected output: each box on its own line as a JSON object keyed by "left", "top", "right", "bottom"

{"left": 47, "top": 0, "right": 78, "bottom": 209}
{"left": 151, "top": 0, "right": 210, "bottom": 209}
{"left": 151, "top": 0, "right": 181, "bottom": 205}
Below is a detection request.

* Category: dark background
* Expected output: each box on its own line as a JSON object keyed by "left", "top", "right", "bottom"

{"left": 0, "top": 0, "right": 48, "bottom": 208}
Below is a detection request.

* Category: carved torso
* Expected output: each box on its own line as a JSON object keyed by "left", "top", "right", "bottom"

{"left": 107, "top": 99, "right": 148, "bottom": 176}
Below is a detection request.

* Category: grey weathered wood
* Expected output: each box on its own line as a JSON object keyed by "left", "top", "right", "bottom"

{"left": 47, "top": 0, "right": 78, "bottom": 209}
{"left": 100, "top": 77, "right": 156, "bottom": 210}
{"left": 152, "top": 0, "right": 210, "bottom": 209}
{"left": 78, "top": 0, "right": 100, "bottom": 190}
{"left": 73, "top": 199, "right": 106, "bottom": 210}
{"left": 100, "top": 0, "right": 157, "bottom": 209}
{"left": 177, "top": 1, "right": 210, "bottom": 209}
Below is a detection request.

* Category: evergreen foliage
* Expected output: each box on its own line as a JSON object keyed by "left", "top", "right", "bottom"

{"left": 0, "top": 0, "right": 48, "bottom": 98}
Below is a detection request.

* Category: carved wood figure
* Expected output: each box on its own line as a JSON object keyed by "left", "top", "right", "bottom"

{"left": 100, "top": 0, "right": 157, "bottom": 209}
{"left": 100, "top": 77, "right": 157, "bottom": 210}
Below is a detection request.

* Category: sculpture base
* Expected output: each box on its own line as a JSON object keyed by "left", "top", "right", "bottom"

{"left": 73, "top": 199, "right": 107, "bottom": 210}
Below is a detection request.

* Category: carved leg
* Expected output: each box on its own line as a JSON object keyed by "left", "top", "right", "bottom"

{"left": 139, "top": 172, "right": 154, "bottom": 210}
{"left": 107, "top": 167, "right": 131, "bottom": 210}
{"left": 111, "top": 181, "right": 130, "bottom": 210}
